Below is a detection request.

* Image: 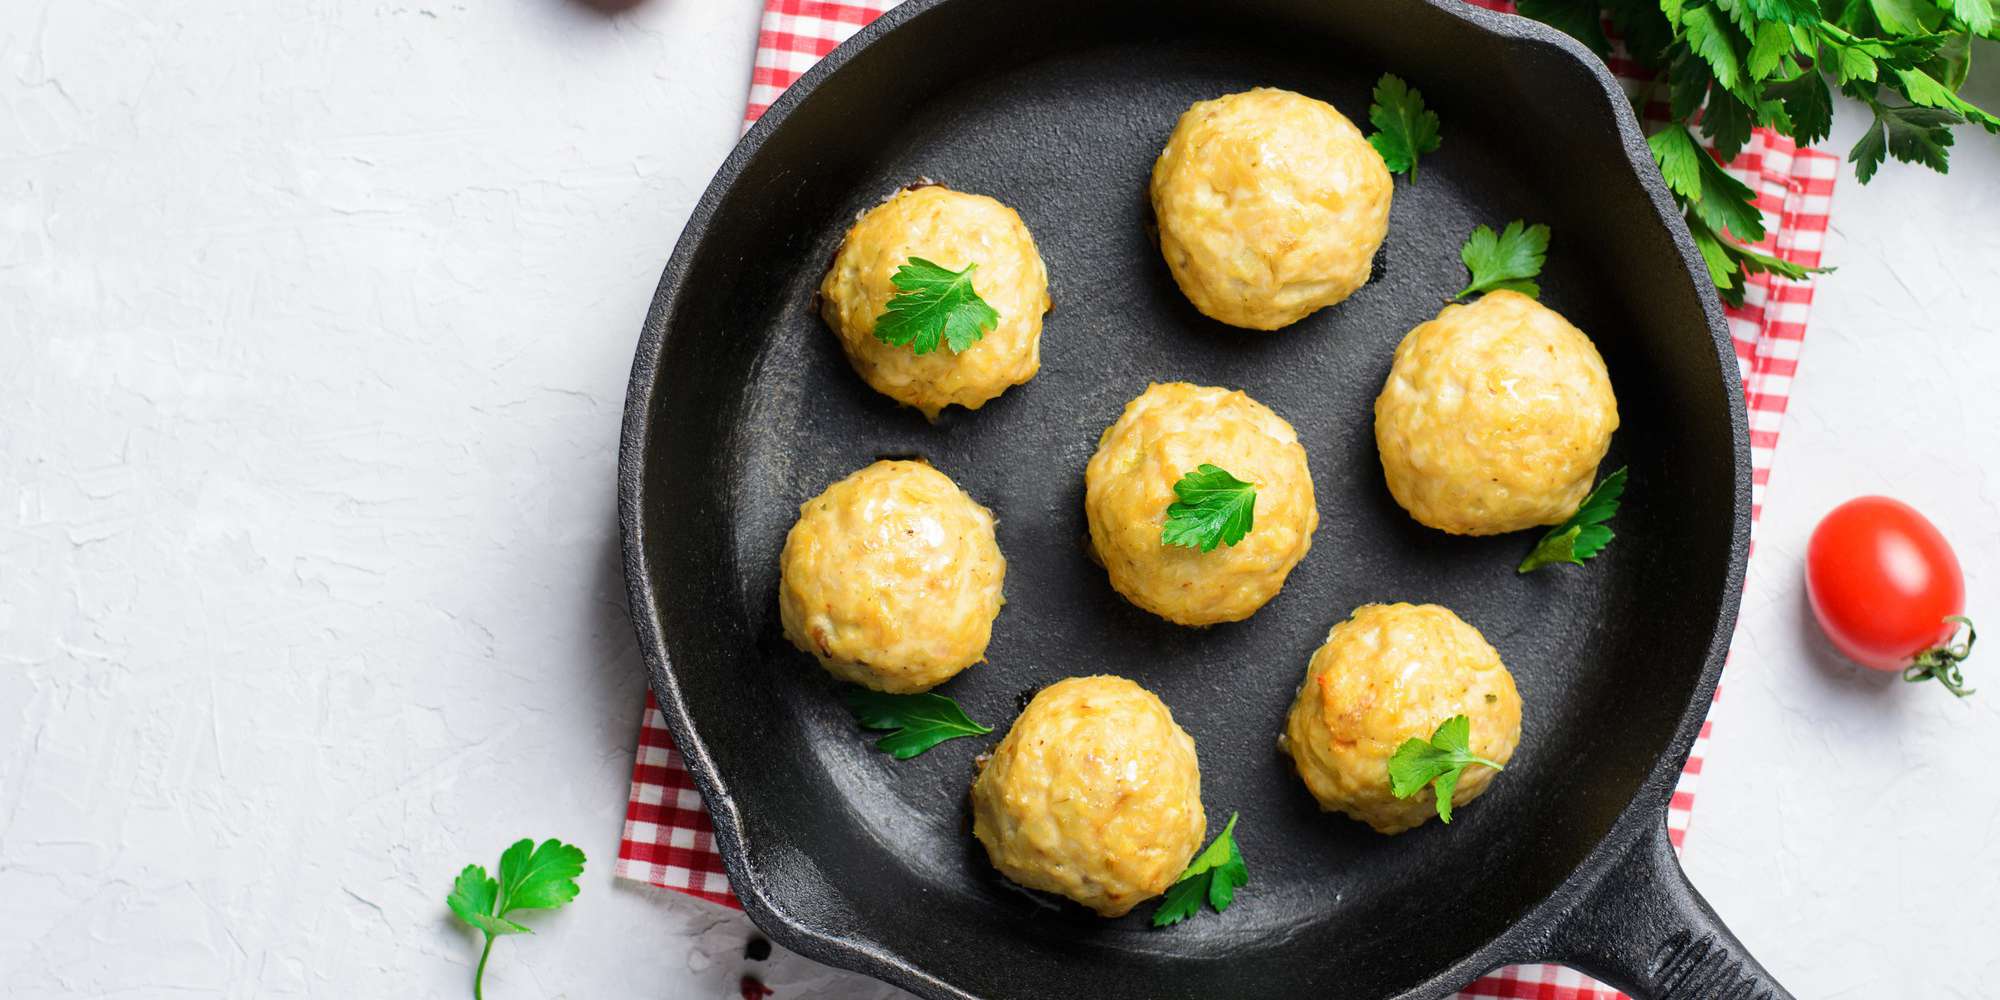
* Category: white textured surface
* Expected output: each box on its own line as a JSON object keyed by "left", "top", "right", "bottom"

{"left": 0, "top": 2, "right": 1993, "bottom": 996}
{"left": 0, "top": 1, "right": 898, "bottom": 997}
{"left": 1680, "top": 65, "right": 2000, "bottom": 999}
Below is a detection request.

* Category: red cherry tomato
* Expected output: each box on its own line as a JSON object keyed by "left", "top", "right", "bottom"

{"left": 1806, "top": 496, "right": 1976, "bottom": 696}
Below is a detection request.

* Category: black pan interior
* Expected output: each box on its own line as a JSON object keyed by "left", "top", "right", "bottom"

{"left": 624, "top": 1, "right": 1743, "bottom": 997}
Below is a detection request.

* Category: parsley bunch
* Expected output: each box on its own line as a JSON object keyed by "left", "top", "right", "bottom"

{"left": 1521, "top": 0, "right": 1997, "bottom": 305}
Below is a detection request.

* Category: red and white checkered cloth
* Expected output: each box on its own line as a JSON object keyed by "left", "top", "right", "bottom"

{"left": 617, "top": 2, "right": 1837, "bottom": 995}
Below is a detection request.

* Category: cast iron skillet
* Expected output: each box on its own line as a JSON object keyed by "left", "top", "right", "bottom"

{"left": 618, "top": 1, "right": 1792, "bottom": 997}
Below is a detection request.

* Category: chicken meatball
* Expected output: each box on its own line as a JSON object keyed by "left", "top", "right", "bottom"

{"left": 1282, "top": 603, "right": 1522, "bottom": 834}
{"left": 971, "top": 676, "right": 1206, "bottom": 917}
{"left": 777, "top": 460, "right": 1005, "bottom": 693}
{"left": 1150, "top": 87, "right": 1393, "bottom": 330}
{"left": 819, "top": 185, "right": 1051, "bottom": 418}
{"left": 1085, "top": 383, "right": 1318, "bottom": 625}
{"left": 1374, "top": 290, "right": 1619, "bottom": 535}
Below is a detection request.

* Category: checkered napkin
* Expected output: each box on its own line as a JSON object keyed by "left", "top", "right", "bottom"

{"left": 617, "top": 2, "right": 1837, "bottom": 995}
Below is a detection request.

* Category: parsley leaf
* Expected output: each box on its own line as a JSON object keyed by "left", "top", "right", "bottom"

{"left": 872, "top": 257, "right": 1000, "bottom": 356}
{"left": 1893, "top": 65, "right": 2000, "bottom": 129}
{"left": 1679, "top": 6, "right": 1746, "bottom": 95}
{"left": 1518, "top": 466, "right": 1628, "bottom": 573}
{"left": 842, "top": 687, "right": 992, "bottom": 759}
{"left": 1151, "top": 812, "right": 1248, "bottom": 928}
{"left": 1697, "top": 87, "right": 1759, "bottom": 162}
{"left": 1744, "top": 0, "right": 1823, "bottom": 25}
{"left": 1932, "top": 30, "right": 1975, "bottom": 91}
{"left": 1387, "top": 716, "right": 1505, "bottom": 824}
{"left": 1849, "top": 102, "right": 1960, "bottom": 183}
{"left": 1866, "top": 0, "right": 1940, "bottom": 36}
{"left": 1747, "top": 20, "right": 1797, "bottom": 80}
{"left": 1366, "top": 74, "right": 1442, "bottom": 183}
{"left": 1824, "top": 37, "right": 1880, "bottom": 85}
{"left": 447, "top": 839, "right": 586, "bottom": 1000}
{"left": 1453, "top": 220, "right": 1550, "bottom": 301}
{"left": 1685, "top": 212, "right": 1824, "bottom": 307}
{"left": 1160, "top": 464, "right": 1258, "bottom": 552}
{"left": 1766, "top": 71, "right": 1835, "bottom": 145}
{"left": 1669, "top": 51, "right": 1717, "bottom": 120}
{"left": 1648, "top": 126, "right": 1766, "bottom": 243}
{"left": 1949, "top": 0, "right": 1994, "bottom": 35}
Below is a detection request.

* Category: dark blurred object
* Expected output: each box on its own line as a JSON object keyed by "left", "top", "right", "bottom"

{"left": 744, "top": 935, "right": 772, "bottom": 962}
{"left": 570, "top": 0, "right": 648, "bottom": 13}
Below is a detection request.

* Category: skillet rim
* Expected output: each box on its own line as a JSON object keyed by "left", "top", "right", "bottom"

{"left": 616, "top": 1, "right": 1754, "bottom": 996}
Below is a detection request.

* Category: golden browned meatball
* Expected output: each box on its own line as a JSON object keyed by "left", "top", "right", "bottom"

{"left": 1282, "top": 603, "right": 1522, "bottom": 834}
{"left": 777, "top": 460, "right": 1005, "bottom": 693}
{"left": 1150, "top": 87, "right": 1393, "bottom": 330}
{"left": 971, "top": 676, "right": 1206, "bottom": 917}
{"left": 819, "top": 185, "right": 1051, "bottom": 418}
{"left": 1085, "top": 383, "right": 1318, "bottom": 625}
{"left": 1374, "top": 291, "right": 1619, "bottom": 535}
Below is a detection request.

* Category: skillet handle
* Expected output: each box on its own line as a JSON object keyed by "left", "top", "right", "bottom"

{"left": 1541, "top": 819, "right": 1794, "bottom": 1000}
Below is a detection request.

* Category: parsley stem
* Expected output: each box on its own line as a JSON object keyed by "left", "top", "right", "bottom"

{"left": 474, "top": 935, "right": 493, "bottom": 1000}
{"left": 1468, "top": 756, "right": 1504, "bottom": 772}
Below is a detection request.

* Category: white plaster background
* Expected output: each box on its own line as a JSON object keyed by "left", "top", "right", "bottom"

{"left": 1, "top": 1, "right": 1993, "bottom": 997}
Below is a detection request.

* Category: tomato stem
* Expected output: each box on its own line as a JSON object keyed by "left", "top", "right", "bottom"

{"left": 1903, "top": 615, "right": 1977, "bottom": 698}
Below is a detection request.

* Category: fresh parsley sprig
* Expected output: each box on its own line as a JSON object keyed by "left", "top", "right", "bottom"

{"left": 1518, "top": 466, "right": 1629, "bottom": 573}
{"left": 447, "top": 838, "right": 587, "bottom": 1000}
{"left": 1521, "top": 0, "right": 1988, "bottom": 306}
{"left": 1648, "top": 126, "right": 1821, "bottom": 302}
{"left": 841, "top": 686, "right": 992, "bottom": 759}
{"left": 1387, "top": 716, "right": 1504, "bottom": 824}
{"left": 1455, "top": 220, "right": 1551, "bottom": 301}
{"left": 1151, "top": 812, "right": 1248, "bottom": 928}
{"left": 1161, "top": 464, "right": 1258, "bottom": 552}
{"left": 872, "top": 257, "right": 1000, "bottom": 355}
{"left": 1367, "top": 73, "right": 1443, "bottom": 182}
{"left": 1648, "top": 126, "right": 1765, "bottom": 245}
